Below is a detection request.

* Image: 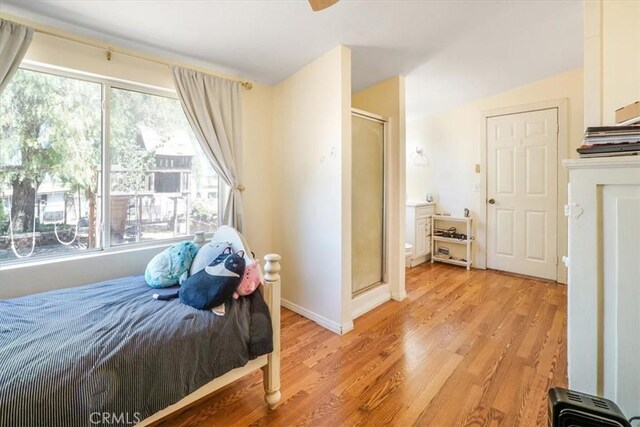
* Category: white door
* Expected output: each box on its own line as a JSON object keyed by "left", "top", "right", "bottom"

{"left": 487, "top": 108, "right": 558, "bottom": 280}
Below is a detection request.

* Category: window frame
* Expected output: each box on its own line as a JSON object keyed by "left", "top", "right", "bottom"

{"left": 0, "top": 61, "right": 224, "bottom": 266}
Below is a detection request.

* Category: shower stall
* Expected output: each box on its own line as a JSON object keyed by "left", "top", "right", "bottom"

{"left": 351, "top": 109, "right": 387, "bottom": 296}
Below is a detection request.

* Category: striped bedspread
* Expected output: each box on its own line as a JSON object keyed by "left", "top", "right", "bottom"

{"left": 0, "top": 275, "right": 273, "bottom": 427}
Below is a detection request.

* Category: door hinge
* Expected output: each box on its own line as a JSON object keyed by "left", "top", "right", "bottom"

{"left": 557, "top": 123, "right": 560, "bottom": 135}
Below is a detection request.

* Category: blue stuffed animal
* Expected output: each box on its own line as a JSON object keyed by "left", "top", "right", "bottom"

{"left": 153, "top": 249, "right": 246, "bottom": 310}
{"left": 144, "top": 241, "right": 200, "bottom": 288}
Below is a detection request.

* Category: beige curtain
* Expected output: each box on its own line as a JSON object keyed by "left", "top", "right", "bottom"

{"left": 0, "top": 19, "right": 33, "bottom": 93}
{"left": 171, "top": 66, "right": 244, "bottom": 231}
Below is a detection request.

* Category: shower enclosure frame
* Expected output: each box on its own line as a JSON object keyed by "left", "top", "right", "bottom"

{"left": 351, "top": 108, "right": 389, "bottom": 296}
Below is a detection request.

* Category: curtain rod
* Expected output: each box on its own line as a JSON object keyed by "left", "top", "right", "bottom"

{"left": 36, "top": 27, "right": 254, "bottom": 90}
{"left": 17, "top": 20, "right": 253, "bottom": 90}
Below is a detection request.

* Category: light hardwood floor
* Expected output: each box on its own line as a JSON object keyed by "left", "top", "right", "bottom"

{"left": 160, "top": 263, "right": 567, "bottom": 426}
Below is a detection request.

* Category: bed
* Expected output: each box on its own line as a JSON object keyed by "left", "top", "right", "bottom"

{"left": 0, "top": 226, "right": 281, "bottom": 427}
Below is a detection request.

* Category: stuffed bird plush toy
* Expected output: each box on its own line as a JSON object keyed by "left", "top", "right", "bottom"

{"left": 153, "top": 249, "right": 246, "bottom": 310}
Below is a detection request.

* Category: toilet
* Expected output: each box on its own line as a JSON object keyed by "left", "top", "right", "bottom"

{"left": 405, "top": 243, "right": 413, "bottom": 267}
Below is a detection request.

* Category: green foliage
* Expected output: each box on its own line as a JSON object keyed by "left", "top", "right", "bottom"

{"left": 0, "top": 67, "right": 216, "bottom": 251}
{"left": 0, "top": 70, "right": 199, "bottom": 198}
{"left": 191, "top": 199, "right": 217, "bottom": 222}
{"left": 109, "top": 87, "right": 194, "bottom": 193}
{"left": 0, "top": 194, "right": 8, "bottom": 234}
{"left": 0, "top": 70, "right": 192, "bottom": 221}
{"left": 34, "top": 223, "right": 74, "bottom": 232}
{"left": 0, "top": 69, "right": 101, "bottom": 190}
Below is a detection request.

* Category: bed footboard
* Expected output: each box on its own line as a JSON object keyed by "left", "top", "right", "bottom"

{"left": 262, "top": 254, "right": 282, "bottom": 409}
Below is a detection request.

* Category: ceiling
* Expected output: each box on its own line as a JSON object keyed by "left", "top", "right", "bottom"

{"left": 2, "top": 0, "right": 583, "bottom": 118}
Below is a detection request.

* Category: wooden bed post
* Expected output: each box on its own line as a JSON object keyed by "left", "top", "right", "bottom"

{"left": 262, "top": 253, "right": 282, "bottom": 410}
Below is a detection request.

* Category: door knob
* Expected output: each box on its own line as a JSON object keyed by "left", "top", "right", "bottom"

{"left": 488, "top": 198, "right": 495, "bottom": 204}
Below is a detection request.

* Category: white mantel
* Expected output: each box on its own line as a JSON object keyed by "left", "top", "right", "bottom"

{"left": 563, "top": 156, "right": 640, "bottom": 169}
{"left": 563, "top": 156, "right": 640, "bottom": 418}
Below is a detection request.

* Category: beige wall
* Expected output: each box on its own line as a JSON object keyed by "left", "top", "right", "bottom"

{"left": 272, "top": 46, "right": 353, "bottom": 333}
{"left": 352, "top": 76, "right": 406, "bottom": 300}
{"left": 0, "top": 27, "right": 275, "bottom": 298}
{"left": 584, "top": 0, "right": 640, "bottom": 126}
{"left": 407, "top": 69, "right": 583, "bottom": 276}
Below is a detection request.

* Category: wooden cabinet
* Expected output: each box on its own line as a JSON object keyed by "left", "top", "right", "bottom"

{"left": 564, "top": 157, "right": 640, "bottom": 418}
{"left": 406, "top": 202, "right": 434, "bottom": 267}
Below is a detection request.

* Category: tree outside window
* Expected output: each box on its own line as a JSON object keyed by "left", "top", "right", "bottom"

{"left": 0, "top": 67, "right": 219, "bottom": 262}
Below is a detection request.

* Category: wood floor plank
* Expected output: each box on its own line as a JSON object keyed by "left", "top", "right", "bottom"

{"left": 160, "top": 263, "right": 567, "bottom": 426}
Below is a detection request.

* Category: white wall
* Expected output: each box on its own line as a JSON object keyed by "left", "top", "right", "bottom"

{"left": 0, "top": 27, "right": 275, "bottom": 298}
{"left": 352, "top": 76, "right": 406, "bottom": 301}
{"left": 584, "top": 0, "right": 640, "bottom": 126}
{"left": 272, "top": 46, "right": 353, "bottom": 334}
{"left": 407, "top": 69, "right": 583, "bottom": 276}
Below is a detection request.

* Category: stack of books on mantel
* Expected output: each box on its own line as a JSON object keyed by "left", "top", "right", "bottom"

{"left": 577, "top": 125, "right": 640, "bottom": 158}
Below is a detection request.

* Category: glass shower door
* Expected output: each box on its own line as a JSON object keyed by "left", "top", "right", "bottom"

{"left": 352, "top": 113, "right": 385, "bottom": 295}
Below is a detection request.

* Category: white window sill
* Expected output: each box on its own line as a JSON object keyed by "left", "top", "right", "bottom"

{"left": 2, "top": 246, "right": 148, "bottom": 272}
{"left": 0, "top": 234, "right": 210, "bottom": 273}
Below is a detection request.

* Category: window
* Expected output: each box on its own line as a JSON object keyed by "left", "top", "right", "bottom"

{"left": 0, "top": 67, "right": 220, "bottom": 263}
{"left": 0, "top": 69, "right": 101, "bottom": 260}
{"left": 108, "top": 87, "right": 219, "bottom": 246}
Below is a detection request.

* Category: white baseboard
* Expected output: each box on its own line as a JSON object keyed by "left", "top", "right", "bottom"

{"left": 281, "top": 298, "right": 352, "bottom": 335}
{"left": 351, "top": 284, "right": 391, "bottom": 319}
{"left": 341, "top": 320, "right": 354, "bottom": 334}
{"left": 410, "top": 255, "right": 428, "bottom": 267}
{"left": 391, "top": 290, "right": 407, "bottom": 301}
